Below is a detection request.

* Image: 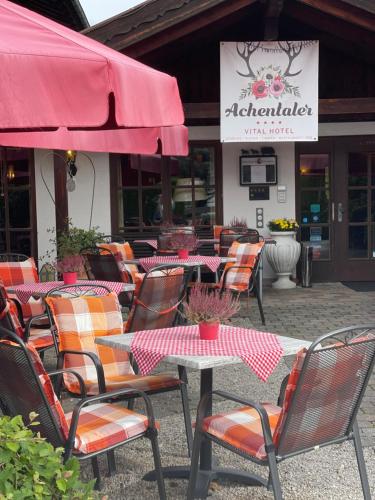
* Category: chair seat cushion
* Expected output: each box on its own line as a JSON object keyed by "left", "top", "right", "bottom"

{"left": 66, "top": 402, "right": 152, "bottom": 454}
{"left": 83, "top": 372, "right": 181, "bottom": 396}
{"left": 202, "top": 403, "right": 281, "bottom": 460}
{"left": 28, "top": 327, "right": 55, "bottom": 350}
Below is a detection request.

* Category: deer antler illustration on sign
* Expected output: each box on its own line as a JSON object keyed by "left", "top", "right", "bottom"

{"left": 237, "top": 41, "right": 305, "bottom": 100}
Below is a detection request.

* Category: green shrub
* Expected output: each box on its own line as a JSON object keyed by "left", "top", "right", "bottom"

{"left": 0, "top": 413, "right": 97, "bottom": 499}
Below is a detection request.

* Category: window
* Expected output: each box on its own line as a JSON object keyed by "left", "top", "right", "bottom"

{"left": 0, "top": 149, "right": 36, "bottom": 256}
{"left": 112, "top": 141, "right": 222, "bottom": 232}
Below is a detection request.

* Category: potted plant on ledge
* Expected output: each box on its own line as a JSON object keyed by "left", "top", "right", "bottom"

{"left": 183, "top": 284, "right": 240, "bottom": 340}
{"left": 265, "top": 217, "right": 300, "bottom": 289}
{"left": 169, "top": 232, "right": 197, "bottom": 259}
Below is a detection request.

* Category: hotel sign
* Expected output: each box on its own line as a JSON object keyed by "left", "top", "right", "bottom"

{"left": 220, "top": 41, "right": 319, "bottom": 142}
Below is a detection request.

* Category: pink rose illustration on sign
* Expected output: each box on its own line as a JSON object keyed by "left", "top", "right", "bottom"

{"left": 252, "top": 80, "right": 268, "bottom": 98}
{"left": 269, "top": 78, "right": 285, "bottom": 97}
{"left": 237, "top": 41, "right": 306, "bottom": 101}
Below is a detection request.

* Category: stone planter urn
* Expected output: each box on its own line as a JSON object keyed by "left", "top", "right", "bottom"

{"left": 265, "top": 231, "right": 301, "bottom": 289}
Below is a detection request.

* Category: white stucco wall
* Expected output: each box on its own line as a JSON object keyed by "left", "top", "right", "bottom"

{"left": 34, "top": 150, "right": 112, "bottom": 264}
{"left": 67, "top": 152, "right": 111, "bottom": 235}
{"left": 34, "top": 149, "right": 56, "bottom": 266}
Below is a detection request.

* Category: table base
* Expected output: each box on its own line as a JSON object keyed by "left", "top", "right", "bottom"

{"left": 143, "top": 465, "right": 267, "bottom": 497}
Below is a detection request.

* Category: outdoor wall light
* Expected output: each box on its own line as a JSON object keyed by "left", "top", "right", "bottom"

{"left": 6, "top": 164, "right": 15, "bottom": 181}
{"left": 66, "top": 150, "right": 77, "bottom": 192}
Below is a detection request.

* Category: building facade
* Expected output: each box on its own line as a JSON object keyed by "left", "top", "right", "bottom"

{"left": 4, "top": 0, "right": 375, "bottom": 282}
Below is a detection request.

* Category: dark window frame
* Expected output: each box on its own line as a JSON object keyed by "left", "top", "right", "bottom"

{"left": 109, "top": 140, "right": 223, "bottom": 233}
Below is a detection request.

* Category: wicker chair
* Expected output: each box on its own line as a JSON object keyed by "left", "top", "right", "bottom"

{"left": 45, "top": 271, "right": 194, "bottom": 455}
{"left": 157, "top": 227, "right": 197, "bottom": 255}
{"left": 0, "top": 283, "right": 56, "bottom": 356}
{"left": 187, "top": 325, "right": 375, "bottom": 499}
{"left": 218, "top": 227, "right": 252, "bottom": 256}
{"left": 0, "top": 329, "right": 166, "bottom": 496}
{"left": 80, "top": 246, "right": 133, "bottom": 307}
{"left": 0, "top": 253, "right": 29, "bottom": 262}
{"left": 219, "top": 240, "right": 266, "bottom": 324}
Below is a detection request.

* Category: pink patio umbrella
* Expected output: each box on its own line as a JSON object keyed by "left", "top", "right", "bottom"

{"left": 0, "top": 0, "right": 188, "bottom": 155}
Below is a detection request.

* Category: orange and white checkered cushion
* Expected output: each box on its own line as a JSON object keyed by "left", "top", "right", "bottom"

{"left": 46, "top": 292, "right": 135, "bottom": 394}
{"left": 213, "top": 225, "right": 223, "bottom": 254}
{"left": 65, "top": 402, "right": 152, "bottom": 454}
{"left": 220, "top": 241, "right": 264, "bottom": 292}
{"left": 99, "top": 242, "right": 139, "bottom": 278}
{"left": 26, "top": 342, "right": 69, "bottom": 439}
{"left": 3, "top": 298, "right": 53, "bottom": 350}
{"left": 202, "top": 403, "right": 281, "bottom": 460}
{"left": 0, "top": 258, "right": 39, "bottom": 286}
{"left": 0, "top": 259, "right": 45, "bottom": 321}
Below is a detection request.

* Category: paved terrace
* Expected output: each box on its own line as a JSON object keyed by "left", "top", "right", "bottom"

{"left": 70, "top": 283, "right": 375, "bottom": 498}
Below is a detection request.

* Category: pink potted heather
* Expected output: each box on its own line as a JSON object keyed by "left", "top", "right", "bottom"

{"left": 183, "top": 284, "right": 240, "bottom": 340}
{"left": 56, "top": 255, "right": 84, "bottom": 284}
{"left": 169, "top": 232, "right": 197, "bottom": 259}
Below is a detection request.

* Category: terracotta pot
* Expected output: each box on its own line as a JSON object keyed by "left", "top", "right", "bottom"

{"left": 63, "top": 272, "right": 77, "bottom": 285}
{"left": 178, "top": 249, "right": 189, "bottom": 259}
{"left": 199, "top": 322, "right": 219, "bottom": 340}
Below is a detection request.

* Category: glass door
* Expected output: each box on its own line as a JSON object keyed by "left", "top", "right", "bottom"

{"left": 334, "top": 138, "right": 375, "bottom": 281}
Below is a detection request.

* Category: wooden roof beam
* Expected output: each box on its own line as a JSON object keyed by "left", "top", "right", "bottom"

{"left": 184, "top": 98, "right": 375, "bottom": 120}
{"left": 297, "top": 0, "right": 375, "bottom": 32}
{"left": 261, "top": 0, "right": 285, "bottom": 40}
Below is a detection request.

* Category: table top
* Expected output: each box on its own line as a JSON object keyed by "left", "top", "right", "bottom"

{"left": 96, "top": 331, "right": 311, "bottom": 371}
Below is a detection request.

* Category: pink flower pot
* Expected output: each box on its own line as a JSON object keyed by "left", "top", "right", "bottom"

{"left": 199, "top": 322, "right": 219, "bottom": 340}
{"left": 63, "top": 272, "right": 77, "bottom": 285}
{"left": 178, "top": 249, "right": 189, "bottom": 259}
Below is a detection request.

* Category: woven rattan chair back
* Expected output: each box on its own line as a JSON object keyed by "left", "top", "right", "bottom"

{"left": 157, "top": 227, "right": 196, "bottom": 253}
{"left": 81, "top": 247, "right": 124, "bottom": 282}
{"left": 0, "top": 253, "right": 29, "bottom": 262}
{"left": 126, "top": 264, "right": 192, "bottom": 332}
{"left": 0, "top": 329, "right": 65, "bottom": 448}
{"left": 236, "top": 229, "right": 262, "bottom": 244}
{"left": 277, "top": 326, "right": 375, "bottom": 457}
{"left": 219, "top": 227, "right": 249, "bottom": 256}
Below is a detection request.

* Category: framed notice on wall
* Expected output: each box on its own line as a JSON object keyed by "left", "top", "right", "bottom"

{"left": 239, "top": 155, "right": 277, "bottom": 185}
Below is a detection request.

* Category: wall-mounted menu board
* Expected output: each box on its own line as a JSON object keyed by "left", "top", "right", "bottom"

{"left": 239, "top": 155, "right": 277, "bottom": 185}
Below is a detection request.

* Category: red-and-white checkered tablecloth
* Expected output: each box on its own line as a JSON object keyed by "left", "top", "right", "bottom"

{"left": 7, "top": 280, "right": 127, "bottom": 304}
{"left": 133, "top": 239, "right": 158, "bottom": 250}
{"left": 139, "top": 255, "right": 223, "bottom": 273}
{"left": 131, "top": 325, "right": 284, "bottom": 381}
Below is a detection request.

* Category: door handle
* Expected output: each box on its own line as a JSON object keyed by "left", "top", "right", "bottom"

{"left": 337, "top": 202, "right": 344, "bottom": 222}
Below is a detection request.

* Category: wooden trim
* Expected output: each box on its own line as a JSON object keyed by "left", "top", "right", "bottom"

{"left": 297, "top": 0, "right": 375, "bottom": 32}
{"left": 29, "top": 149, "right": 38, "bottom": 259}
{"left": 53, "top": 151, "right": 68, "bottom": 235}
{"left": 109, "top": 153, "right": 121, "bottom": 234}
{"left": 184, "top": 98, "right": 375, "bottom": 120}
{"left": 118, "top": 0, "right": 257, "bottom": 58}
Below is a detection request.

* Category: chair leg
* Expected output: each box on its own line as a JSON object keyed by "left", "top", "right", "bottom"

{"left": 91, "top": 456, "right": 102, "bottom": 490}
{"left": 187, "top": 429, "right": 204, "bottom": 500}
{"left": 149, "top": 429, "right": 166, "bottom": 500}
{"left": 107, "top": 449, "right": 117, "bottom": 477}
{"left": 254, "top": 282, "right": 265, "bottom": 325}
{"left": 178, "top": 365, "right": 193, "bottom": 457}
{"left": 352, "top": 421, "right": 372, "bottom": 500}
{"left": 267, "top": 451, "right": 283, "bottom": 500}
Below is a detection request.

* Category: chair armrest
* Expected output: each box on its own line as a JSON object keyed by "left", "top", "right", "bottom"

{"left": 277, "top": 374, "right": 289, "bottom": 406}
{"left": 65, "top": 387, "right": 156, "bottom": 459}
{"left": 48, "top": 368, "right": 87, "bottom": 398}
{"left": 57, "top": 349, "right": 106, "bottom": 393}
{"left": 196, "top": 390, "right": 275, "bottom": 450}
{"left": 24, "top": 314, "right": 51, "bottom": 341}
